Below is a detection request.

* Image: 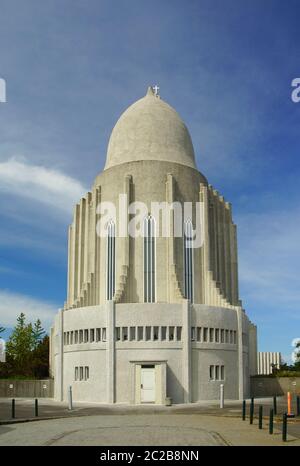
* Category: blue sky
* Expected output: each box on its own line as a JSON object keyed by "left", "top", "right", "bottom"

{"left": 0, "top": 0, "right": 299, "bottom": 362}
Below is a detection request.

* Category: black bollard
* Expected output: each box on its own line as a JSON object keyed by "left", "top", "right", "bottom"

{"left": 269, "top": 408, "right": 274, "bottom": 434}
{"left": 35, "top": 398, "right": 38, "bottom": 417}
{"left": 297, "top": 396, "right": 300, "bottom": 417}
{"left": 250, "top": 398, "right": 254, "bottom": 425}
{"left": 242, "top": 400, "right": 246, "bottom": 420}
{"left": 11, "top": 398, "right": 15, "bottom": 419}
{"left": 282, "top": 413, "right": 287, "bottom": 442}
{"left": 273, "top": 395, "right": 277, "bottom": 415}
{"left": 259, "top": 405, "right": 263, "bottom": 429}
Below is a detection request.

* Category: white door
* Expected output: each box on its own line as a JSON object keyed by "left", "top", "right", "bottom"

{"left": 141, "top": 367, "right": 155, "bottom": 403}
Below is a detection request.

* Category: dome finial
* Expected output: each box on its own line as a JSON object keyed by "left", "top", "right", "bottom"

{"left": 152, "top": 84, "right": 160, "bottom": 97}
{"left": 146, "top": 85, "right": 160, "bottom": 98}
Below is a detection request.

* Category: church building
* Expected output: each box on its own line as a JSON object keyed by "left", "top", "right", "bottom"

{"left": 50, "top": 86, "right": 257, "bottom": 404}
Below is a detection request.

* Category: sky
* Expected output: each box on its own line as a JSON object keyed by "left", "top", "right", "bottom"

{"left": 0, "top": 0, "right": 299, "bottom": 362}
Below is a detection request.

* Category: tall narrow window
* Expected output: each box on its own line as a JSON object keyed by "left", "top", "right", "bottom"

{"left": 90, "top": 329, "right": 95, "bottom": 343}
{"left": 96, "top": 328, "right": 101, "bottom": 342}
{"left": 106, "top": 220, "right": 116, "bottom": 300}
{"left": 129, "top": 327, "right": 136, "bottom": 341}
{"left": 122, "top": 327, "right": 128, "bottom": 341}
{"left": 221, "top": 329, "right": 224, "bottom": 343}
{"left": 144, "top": 215, "right": 156, "bottom": 302}
{"left": 221, "top": 365, "right": 225, "bottom": 380}
{"left": 233, "top": 331, "right": 237, "bottom": 344}
{"left": 169, "top": 326, "right": 175, "bottom": 341}
{"left": 145, "top": 326, "right": 151, "bottom": 341}
{"left": 197, "top": 327, "right": 202, "bottom": 342}
{"left": 176, "top": 327, "right": 182, "bottom": 341}
{"left": 137, "top": 327, "right": 144, "bottom": 341}
{"left": 184, "top": 220, "right": 194, "bottom": 302}
{"left": 191, "top": 327, "right": 196, "bottom": 341}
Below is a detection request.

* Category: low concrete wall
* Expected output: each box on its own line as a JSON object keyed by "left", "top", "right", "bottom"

{"left": 251, "top": 377, "right": 300, "bottom": 398}
{"left": 0, "top": 379, "right": 54, "bottom": 398}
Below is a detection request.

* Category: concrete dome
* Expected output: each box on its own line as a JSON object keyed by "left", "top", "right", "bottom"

{"left": 104, "top": 87, "right": 196, "bottom": 170}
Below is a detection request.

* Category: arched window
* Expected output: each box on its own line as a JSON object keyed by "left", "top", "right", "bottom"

{"left": 106, "top": 220, "right": 115, "bottom": 300}
{"left": 184, "top": 220, "right": 194, "bottom": 302}
{"left": 144, "top": 215, "right": 156, "bottom": 303}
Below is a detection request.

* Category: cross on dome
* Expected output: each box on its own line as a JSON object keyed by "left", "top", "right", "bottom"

{"left": 152, "top": 85, "right": 160, "bottom": 97}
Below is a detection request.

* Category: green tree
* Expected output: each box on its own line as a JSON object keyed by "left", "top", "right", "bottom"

{"left": 0, "top": 313, "right": 49, "bottom": 379}
{"left": 5, "top": 313, "right": 35, "bottom": 377}
{"left": 32, "top": 319, "right": 45, "bottom": 349}
{"left": 32, "top": 335, "right": 49, "bottom": 378}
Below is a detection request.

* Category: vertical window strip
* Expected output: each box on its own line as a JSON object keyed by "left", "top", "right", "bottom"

{"left": 144, "top": 216, "right": 156, "bottom": 303}
{"left": 151, "top": 217, "right": 155, "bottom": 302}
{"left": 106, "top": 221, "right": 115, "bottom": 301}
{"left": 184, "top": 220, "right": 194, "bottom": 302}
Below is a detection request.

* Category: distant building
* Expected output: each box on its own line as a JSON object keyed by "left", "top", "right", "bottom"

{"left": 257, "top": 352, "right": 281, "bottom": 375}
{"left": 0, "top": 339, "right": 6, "bottom": 363}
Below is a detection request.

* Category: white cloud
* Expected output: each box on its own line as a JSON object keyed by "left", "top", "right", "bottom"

{"left": 0, "top": 290, "right": 58, "bottom": 330}
{"left": 0, "top": 157, "right": 87, "bottom": 213}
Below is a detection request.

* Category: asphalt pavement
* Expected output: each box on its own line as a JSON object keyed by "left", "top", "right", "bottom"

{"left": 0, "top": 396, "right": 299, "bottom": 446}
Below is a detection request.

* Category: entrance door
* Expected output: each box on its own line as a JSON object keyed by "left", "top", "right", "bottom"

{"left": 141, "top": 366, "right": 155, "bottom": 403}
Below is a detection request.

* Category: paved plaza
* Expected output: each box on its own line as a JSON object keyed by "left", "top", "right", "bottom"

{"left": 0, "top": 397, "right": 299, "bottom": 446}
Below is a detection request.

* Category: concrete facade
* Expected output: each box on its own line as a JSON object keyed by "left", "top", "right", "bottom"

{"left": 50, "top": 87, "right": 257, "bottom": 404}
{"left": 53, "top": 301, "right": 255, "bottom": 403}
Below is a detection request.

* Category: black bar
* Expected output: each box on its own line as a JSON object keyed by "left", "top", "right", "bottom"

{"left": 242, "top": 400, "right": 246, "bottom": 420}
{"left": 11, "top": 398, "right": 15, "bottom": 419}
{"left": 35, "top": 398, "right": 38, "bottom": 417}
{"left": 259, "top": 405, "right": 263, "bottom": 429}
{"left": 297, "top": 396, "right": 300, "bottom": 417}
{"left": 250, "top": 398, "right": 254, "bottom": 425}
{"left": 273, "top": 395, "right": 277, "bottom": 415}
{"left": 269, "top": 408, "right": 274, "bottom": 434}
{"left": 282, "top": 413, "right": 287, "bottom": 442}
